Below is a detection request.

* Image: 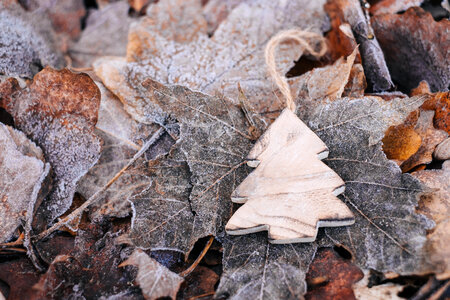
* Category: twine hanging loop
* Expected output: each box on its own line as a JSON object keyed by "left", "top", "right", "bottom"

{"left": 264, "top": 29, "right": 327, "bottom": 112}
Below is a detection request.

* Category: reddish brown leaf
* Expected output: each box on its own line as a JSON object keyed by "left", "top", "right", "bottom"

{"left": 421, "top": 92, "right": 450, "bottom": 134}
{"left": 178, "top": 266, "right": 218, "bottom": 300}
{"left": 369, "top": 0, "right": 424, "bottom": 15}
{"left": 305, "top": 248, "right": 364, "bottom": 300}
{"left": 372, "top": 7, "right": 450, "bottom": 92}
{"left": 1, "top": 67, "right": 102, "bottom": 221}
{"left": 0, "top": 257, "right": 41, "bottom": 300}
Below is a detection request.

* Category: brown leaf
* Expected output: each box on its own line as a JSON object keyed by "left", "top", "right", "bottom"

{"left": 0, "top": 257, "right": 41, "bottom": 300}
{"left": 293, "top": 48, "right": 360, "bottom": 102}
{"left": 421, "top": 92, "right": 450, "bottom": 134}
{"left": 0, "top": 2, "right": 65, "bottom": 78}
{"left": 372, "top": 7, "right": 450, "bottom": 92}
{"left": 178, "top": 266, "right": 219, "bottom": 300}
{"left": 1, "top": 67, "right": 102, "bottom": 221}
{"left": 305, "top": 248, "right": 364, "bottom": 300}
{"left": 69, "top": 2, "right": 132, "bottom": 68}
{"left": 369, "top": 0, "right": 424, "bottom": 15}
{"left": 120, "top": 249, "right": 184, "bottom": 300}
{"left": 413, "top": 161, "right": 450, "bottom": 279}
{"left": 128, "top": 0, "right": 152, "bottom": 12}
{"left": 0, "top": 124, "right": 50, "bottom": 242}
{"left": 96, "top": 0, "right": 330, "bottom": 121}
{"left": 32, "top": 224, "right": 142, "bottom": 299}
{"left": 400, "top": 111, "right": 448, "bottom": 172}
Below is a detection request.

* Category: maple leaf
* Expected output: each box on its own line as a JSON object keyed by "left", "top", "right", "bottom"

{"left": 0, "top": 68, "right": 102, "bottom": 221}
{"left": 0, "top": 124, "right": 50, "bottom": 242}
{"left": 216, "top": 95, "right": 435, "bottom": 299}
{"left": 95, "top": 0, "right": 330, "bottom": 121}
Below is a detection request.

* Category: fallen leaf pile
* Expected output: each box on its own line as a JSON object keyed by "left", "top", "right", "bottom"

{"left": 0, "top": 0, "right": 449, "bottom": 299}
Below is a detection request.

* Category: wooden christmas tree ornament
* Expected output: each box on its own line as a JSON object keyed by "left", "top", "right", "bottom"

{"left": 225, "top": 30, "right": 355, "bottom": 244}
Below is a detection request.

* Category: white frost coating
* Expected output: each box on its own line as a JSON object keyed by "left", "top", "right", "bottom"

{"left": 0, "top": 124, "right": 49, "bottom": 242}
{"left": 94, "top": 0, "right": 330, "bottom": 123}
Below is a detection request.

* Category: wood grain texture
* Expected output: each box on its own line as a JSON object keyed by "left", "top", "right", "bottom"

{"left": 226, "top": 108, "right": 354, "bottom": 243}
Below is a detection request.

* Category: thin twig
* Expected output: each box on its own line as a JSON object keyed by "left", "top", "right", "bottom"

{"left": 34, "top": 128, "right": 165, "bottom": 241}
{"left": 179, "top": 236, "right": 214, "bottom": 277}
{"left": 188, "top": 292, "right": 215, "bottom": 300}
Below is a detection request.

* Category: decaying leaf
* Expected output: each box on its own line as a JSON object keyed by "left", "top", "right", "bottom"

{"left": 421, "top": 91, "right": 450, "bottom": 134}
{"left": 178, "top": 266, "right": 219, "bottom": 300}
{"left": 294, "top": 48, "right": 360, "bottom": 102}
{"left": 0, "top": 124, "right": 50, "bottom": 242}
{"left": 77, "top": 82, "right": 166, "bottom": 220}
{"left": 33, "top": 224, "right": 142, "bottom": 299}
{"left": 96, "top": 0, "right": 330, "bottom": 121}
{"left": 382, "top": 110, "right": 422, "bottom": 162}
{"left": 400, "top": 111, "right": 448, "bottom": 172}
{"left": 372, "top": 7, "right": 450, "bottom": 92}
{"left": 120, "top": 249, "right": 184, "bottom": 300}
{"left": 305, "top": 248, "right": 364, "bottom": 300}
{"left": 1, "top": 67, "right": 102, "bottom": 221}
{"left": 0, "top": 257, "right": 42, "bottom": 300}
{"left": 413, "top": 161, "right": 450, "bottom": 279}
{"left": 217, "top": 95, "right": 433, "bottom": 298}
{"left": 0, "top": 1, "right": 65, "bottom": 78}
{"left": 69, "top": 2, "right": 132, "bottom": 68}
{"left": 369, "top": 0, "right": 424, "bottom": 15}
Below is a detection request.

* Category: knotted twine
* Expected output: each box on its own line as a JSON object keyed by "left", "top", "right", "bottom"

{"left": 264, "top": 29, "right": 327, "bottom": 112}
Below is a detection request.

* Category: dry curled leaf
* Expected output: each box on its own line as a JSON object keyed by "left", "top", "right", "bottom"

{"left": 352, "top": 270, "right": 404, "bottom": 300}
{"left": 69, "top": 2, "right": 132, "bottom": 68}
{"left": 400, "top": 111, "right": 448, "bottom": 172}
{"left": 216, "top": 95, "right": 433, "bottom": 299}
{"left": 413, "top": 161, "right": 450, "bottom": 279}
{"left": 372, "top": 7, "right": 450, "bottom": 93}
{"left": 0, "top": 1, "right": 65, "bottom": 78}
{"left": 421, "top": 91, "right": 450, "bottom": 134}
{"left": 96, "top": 0, "right": 330, "bottom": 121}
{"left": 120, "top": 249, "right": 184, "bottom": 300}
{"left": 305, "top": 248, "right": 364, "bottom": 300}
{"left": 293, "top": 48, "right": 360, "bottom": 101}
{"left": 1, "top": 67, "right": 102, "bottom": 221}
{"left": 0, "top": 124, "right": 50, "bottom": 242}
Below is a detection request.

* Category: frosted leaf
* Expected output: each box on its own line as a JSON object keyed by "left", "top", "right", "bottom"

{"left": 0, "top": 2, "right": 64, "bottom": 78}
{"left": 0, "top": 124, "right": 50, "bottom": 242}
{"left": 1, "top": 68, "right": 102, "bottom": 221}
{"left": 95, "top": 0, "right": 330, "bottom": 123}
{"left": 120, "top": 249, "right": 184, "bottom": 300}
